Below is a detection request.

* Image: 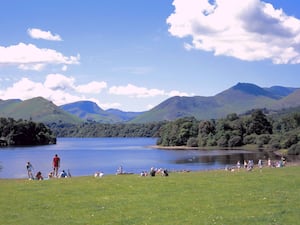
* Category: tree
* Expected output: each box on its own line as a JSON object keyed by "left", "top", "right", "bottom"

{"left": 245, "top": 109, "right": 272, "bottom": 135}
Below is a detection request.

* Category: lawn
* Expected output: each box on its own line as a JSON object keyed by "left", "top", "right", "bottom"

{"left": 1, "top": 166, "right": 299, "bottom": 225}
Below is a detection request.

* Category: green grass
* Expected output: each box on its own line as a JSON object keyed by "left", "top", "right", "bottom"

{"left": 1, "top": 167, "right": 300, "bottom": 225}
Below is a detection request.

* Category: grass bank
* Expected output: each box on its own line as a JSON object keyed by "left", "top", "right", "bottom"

{"left": 1, "top": 166, "right": 299, "bottom": 225}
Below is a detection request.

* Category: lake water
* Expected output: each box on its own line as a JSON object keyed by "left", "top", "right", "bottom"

{"left": 0, "top": 137, "right": 279, "bottom": 179}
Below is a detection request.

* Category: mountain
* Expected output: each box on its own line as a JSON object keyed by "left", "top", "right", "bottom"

{"left": 1, "top": 83, "right": 299, "bottom": 124}
{"left": 264, "top": 86, "right": 298, "bottom": 99}
{"left": 60, "top": 101, "right": 142, "bottom": 123}
{"left": 273, "top": 89, "right": 300, "bottom": 109}
{"left": 105, "top": 109, "right": 143, "bottom": 122}
{"left": 0, "top": 97, "right": 81, "bottom": 124}
{"left": 131, "top": 83, "right": 299, "bottom": 123}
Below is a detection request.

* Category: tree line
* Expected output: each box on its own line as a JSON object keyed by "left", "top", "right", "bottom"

{"left": 2, "top": 108, "right": 300, "bottom": 155}
{"left": 48, "top": 121, "right": 165, "bottom": 138}
{"left": 157, "top": 109, "right": 300, "bottom": 155}
{"left": 0, "top": 117, "right": 56, "bottom": 146}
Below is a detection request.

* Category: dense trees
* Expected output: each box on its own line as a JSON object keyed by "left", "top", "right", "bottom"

{"left": 157, "top": 109, "right": 300, "bottom": 155}
{"left": 3, "top": 107, "right": 300, "bottom": 156}
{"left": 48, "top": 121, "right": 165, "bottom": 138}
{"left": 0, "top": 117, "right": 56, "bottom": 146}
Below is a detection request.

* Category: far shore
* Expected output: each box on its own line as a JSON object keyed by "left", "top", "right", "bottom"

{"left": 150, "top": 144, "right": 268, "bottom": 151}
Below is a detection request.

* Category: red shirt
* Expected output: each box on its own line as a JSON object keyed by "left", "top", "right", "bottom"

{"left": 53, "top": 156, "right": 60, "bottom": 167}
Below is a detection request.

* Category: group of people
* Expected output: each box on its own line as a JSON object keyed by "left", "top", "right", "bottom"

{"left": 231, "top": 157, "right": 287, "bottom": 172}
{"left": 26, "top": 154, "right": 70, "bottom": 180}
{"left": 141, "top": 167, "right": 169, "bottom": 177}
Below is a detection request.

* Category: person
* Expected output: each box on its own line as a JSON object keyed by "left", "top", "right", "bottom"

{"left": 244, "top": 160, "right": 248, "bottom": 169}
{"left": 48, "top": 171, "right": 54, "bottom": 179}
{"left": 52, "top": 154, "right": 60, "bottom": 177}
{"left": 35, "top": 171, "right": 43, "bottom": 180}
{"left": 26, "top": 162, "right": 34, "bottom": 180}
{"left": 59, "top": 170, "right": 68, "bottom": 178}
{"left": 267, "top": 158, "right": 271, "bottom": 167}
{"left": 281, "top": 156, "right": 286, "bottom": 166}
{"left": 236, "top": 161, "right": 241, "bottom": 170}
{"left": 116, "top": 165, "right": 123, "bottom": 175}
{"left": 150, "top": 167, "right": 156, "bottom": 177}
{"left": 94, "top": 171, "right": 104, "bottom": 178}
{"left": 258, "top": 159, "right": 263, "bottom": 170}
{"left": 162, "top": 169, "right": 169, "bottom": 176}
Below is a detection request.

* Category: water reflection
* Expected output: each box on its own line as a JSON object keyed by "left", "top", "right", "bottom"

{"left": 173, "top": 151, "right": 275, "bottom": 165}
{"left": 0, "top": 138, "right": 298, "bottom": 179}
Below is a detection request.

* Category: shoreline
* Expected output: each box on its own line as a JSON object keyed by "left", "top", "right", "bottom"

{"left": 2, "top": 161, "right": 300, "bottom": 180}
{"left": 150, "top": 144, "right": 268, "bottom": 151}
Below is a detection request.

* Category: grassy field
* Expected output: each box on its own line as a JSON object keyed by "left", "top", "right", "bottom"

{"left": 1, "top": 166, "right": 299, "bottom": 225}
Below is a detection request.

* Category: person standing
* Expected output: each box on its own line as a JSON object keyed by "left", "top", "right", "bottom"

{"left": 52, "top": 154, "right": 60, "bottom": 177}
{"left": 26, "top": 161, "right": 34, "bottom": 180}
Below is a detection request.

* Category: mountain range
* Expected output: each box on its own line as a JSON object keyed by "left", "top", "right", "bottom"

{"left": 0, "top": 83, "right": 299, "bottom": 124}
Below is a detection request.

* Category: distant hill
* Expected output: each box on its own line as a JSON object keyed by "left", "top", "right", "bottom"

{"left": 131, "top": 83, "right": 299, "bottom": 123}
{"left": 264, "top": 86, "right": 298, "bottom": 99}
{"left": 60, "top": 101, "right": 142, "bottom": 123}
{"left": 0, "top": 97, "right": 82, "bottom": 124}
{"left": 1, "top": 83, "right": 300, "bottom": 124}
{"left": 105, "top": 108, "right": 143, "bottom": 122}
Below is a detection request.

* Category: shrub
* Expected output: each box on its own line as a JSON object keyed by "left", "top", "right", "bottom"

{"left": 243, "top": 134, "right": 257, "bottom": 145}
{"left": 228, "top": 136, "right": 243, "bottom": 147}
{"left": 288, "top": 143, "right": 300, "bottom": 155}
{"left": 187, "top": 137, "right": 198, "bottom": 147}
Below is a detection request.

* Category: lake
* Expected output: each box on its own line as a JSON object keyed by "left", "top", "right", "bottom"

{"left": 0, "top": 137, "right": 279, "bottom": 179}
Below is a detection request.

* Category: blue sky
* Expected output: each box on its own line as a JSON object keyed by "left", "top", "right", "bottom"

{"left": 1, "top": 0, "right": 300, "bottom": 112}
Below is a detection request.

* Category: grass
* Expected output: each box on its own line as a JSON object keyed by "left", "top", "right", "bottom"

{"left": 1, "top": 166, "right": 300, "bottom": 225}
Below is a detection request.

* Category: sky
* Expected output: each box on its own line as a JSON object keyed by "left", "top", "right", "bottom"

{"left": 1, "top": 0, "right": 300, "bottom": 112}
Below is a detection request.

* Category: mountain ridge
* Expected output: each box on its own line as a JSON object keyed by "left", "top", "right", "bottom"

{"left": 1, "top": 83, "right": 299, "bottom": 124}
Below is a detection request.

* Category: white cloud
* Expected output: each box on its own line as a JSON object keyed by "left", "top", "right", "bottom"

{"left": 99, "top": 102, "right": 122, "bottom": 110}
{"left": 18, "top": 63, "right": 46, "bottom": 71}
{"left": 167, "top": 90, "right": 190, "bottom": 97}
{"left": 76, "top": 81, "right": 107, "bottom": 94}
{"left": 0, "top": 76, "right": 191, "bottom": 111}
{"left": 109, "top": 84, "right": 165, "bottom": 98}
{"left": 167, "top": 0, "right": 300, "bottom": 64}
{"left": 0, "top": 42, "right": 80, "bottom": 70}
{"left": 0, "top": 75, "right": 108, "bottom": 106}
{"left": 109, "top": 83, "right": 191, "bottom": 98}
{"left": 44, "top": 74, "right": 76, "bottom": 91}
{"left": 27, "top": 28, "right": 62, "bottom": 41}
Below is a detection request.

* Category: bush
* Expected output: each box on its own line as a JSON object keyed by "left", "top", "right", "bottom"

{"left": 218, "top": 136, "right": 228, "bottom": 147}
{"left": 288, "top": 143, "right": 300, "bottom": 155}
{"left": 282, "top": 134, "right": 298, "bottom": 149}
{"left": 268, "top": 136, "right": 281, "bottom": 150}
{"left": 187, "top": 137, "right": 198, "bottom": 147}
{"left": 243, "top": 134, "right": 257, "bottom": 145}
{"left": 228, "top": 136, "right": 243, "bottom": 147}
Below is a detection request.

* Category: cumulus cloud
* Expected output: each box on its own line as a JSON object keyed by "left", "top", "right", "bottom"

{"left": 0, "top": 74, "right": 108, "bottom": 106}
{"left": 168, "top": 90, "right": 190, "bottom": 97}
{"left": 44, "top": 74, "right": 76, "bottom": 91}
{"left": 109, "top": 83, "right": 191, "bottom": 98}
{"left": 167, "top": 0, "right": 300, "bottom": 64}
{"left": 76, "top": 81, "right": 107, "bottom": 94}
{"left": 0, "top": 43, "right": 80, "bottom": 71}
{"left": 109, "top": 84, "right": 165, "bottom": 98}
{"left": 27, "top": 28, "right": 62, "bottom": 41}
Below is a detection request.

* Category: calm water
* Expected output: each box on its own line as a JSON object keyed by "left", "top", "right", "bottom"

{"left": 0, "top": 137, "right": 279, "bottom": 179}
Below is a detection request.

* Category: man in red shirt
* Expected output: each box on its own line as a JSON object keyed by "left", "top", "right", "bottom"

{"left": 52, "top": 154, "right": 60, "bottom": 177}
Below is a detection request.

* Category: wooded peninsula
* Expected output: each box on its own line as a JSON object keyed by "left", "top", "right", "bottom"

{"left": 1, "top": 107, "right": 300, "bottom": 157}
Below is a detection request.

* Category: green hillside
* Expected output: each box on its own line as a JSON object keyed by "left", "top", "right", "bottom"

{"left": 132, "top": 83, "right": 281, "bottom": 123}
{"left": 0, "top": 97, "right": 82, "bottom": 124}
{"left": 60, "top": 101, "right": 140, "bottom": 123}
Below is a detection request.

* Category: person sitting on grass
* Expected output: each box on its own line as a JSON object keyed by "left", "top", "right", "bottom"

{"left": 150, "top": 167, "right": 156, "bottom": 177}
{"left": 35, "top": 171, "right": 43, "bottom": 180}
{"left": 59, "top": 170, "right": 68, "bottom": 178}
